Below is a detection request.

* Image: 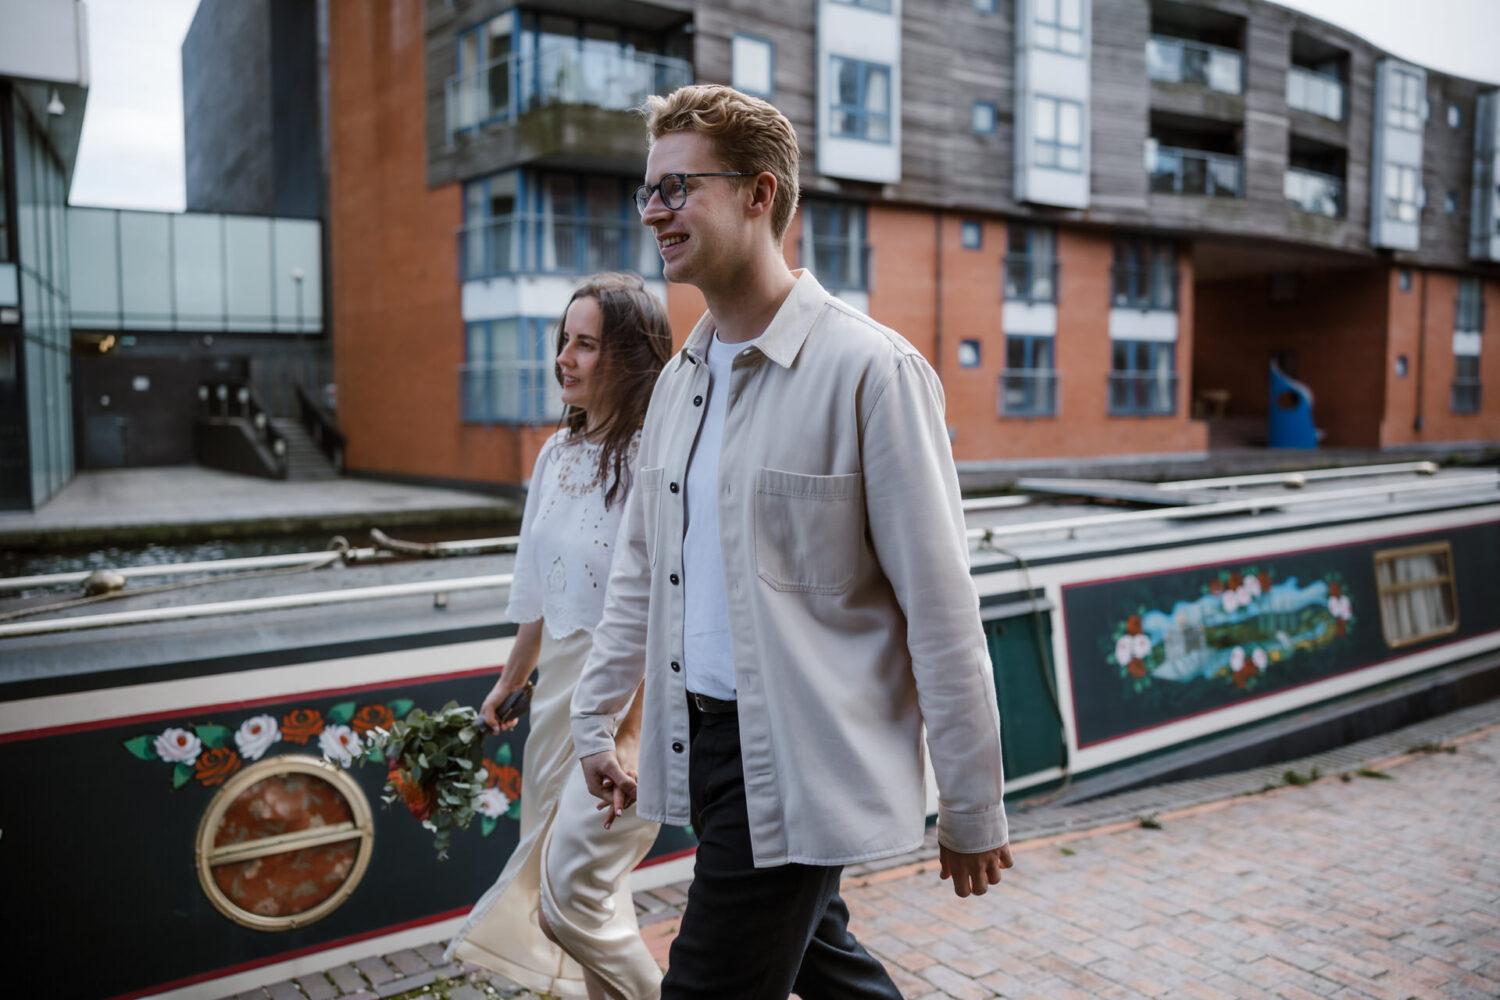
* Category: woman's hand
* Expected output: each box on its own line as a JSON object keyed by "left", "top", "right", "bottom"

{"left": 480, "top": 620, "right": 543, "bottom": 734}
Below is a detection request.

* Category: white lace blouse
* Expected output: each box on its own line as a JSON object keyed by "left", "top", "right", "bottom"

{"left": 506, "top": 428, "right": 639, "bottom": 640}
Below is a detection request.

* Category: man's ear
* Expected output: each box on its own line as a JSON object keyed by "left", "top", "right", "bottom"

{"left": 745, "top": 171, "right": 777, "bottom": 221}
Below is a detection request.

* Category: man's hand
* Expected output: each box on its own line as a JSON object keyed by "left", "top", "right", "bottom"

{"left": 580, "top": 749, "right": 638, "bottom": 830}
{"left": 939, "top": 843, "right": 1014, "bottom": 898}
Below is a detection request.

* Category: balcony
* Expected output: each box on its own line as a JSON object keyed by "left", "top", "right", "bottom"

{"left": 1003, "top": 255, "right": 1059, "bottom": 303}
{"left": 446, "top": 47, "right": 693, "bottom": 143}
{"left": 458, "top": 214, "right": 659, "bottom": 282}
{"left": 1000, "top": 369, "right": 1058, "bottom": 417}
{"left": 1285, "top": 167, "right": 1344, "bottom": 218}
{"left": 1149, "top": 144, "right": 1242, "bottom": 198}
{"left": 1111, "top": 263, "right": 1178, "bottom": 311}
{"left": 460, "top": 361, "right": 559, "bottom": 425}
{"left": 1108, "top": 372, "right": 1179, "bottom": 416}
{"left": 1287, "top": 66, "right": 1345, "bottom": 122}
{"left": 1146, "top": 35, "right": 1243, "bottom": 95}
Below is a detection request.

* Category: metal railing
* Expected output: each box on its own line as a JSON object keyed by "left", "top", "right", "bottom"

{"left": 1160, "top": 461, "right": 1441, "bottom": 492}
{"left": 446, "top": 47, "right": 693, "bottom": 141}
{"left": 1286, "top": 66, "right": 1345, "bottom": 121}
{"left": 809, "top": 237, "right": 871, "bottom": 291}
{"left": 1452, "top": 378, "right": 1482, "bottom": 414}
{"left": 1110, "top": 264, "right": 1178, "bottom": 311}
{"left": 460, "top": 360, "right": 561, "bottom": 424}
{"left": 1285, "top": 167, "right": 1345, "bottom": 218}
{"left": 1150, "top": 145, "right": 1242, "bottom": 197}
{"left": 1003, "top": 255, "right": 1058, "bottom": 303}
{"left": 1146, "top": 35, "right": 1244, "bottom": 94}
{"left": 1108, "top": 371, "right": 1178, "bottom": 415}
{"left": 458, "top": 214, "right": 658, "bottom": 281}
{"left": 1000, "top": 369, "right": 1058, "bottom": 416}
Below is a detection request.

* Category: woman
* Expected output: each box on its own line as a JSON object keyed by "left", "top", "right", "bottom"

{"left": 447, "top": 273, "right": 673, "bottom": 1000}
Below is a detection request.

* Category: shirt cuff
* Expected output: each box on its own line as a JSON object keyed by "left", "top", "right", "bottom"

{"left": 571, "top": 716, "right": 616, "bottom": 761}
{"left": 936, "top": 801, "right": 1010, "bottom": 855}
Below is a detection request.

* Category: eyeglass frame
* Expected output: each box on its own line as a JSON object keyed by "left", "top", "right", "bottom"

{"left": 633, "top": 172, "right": 759, "bottom": 215}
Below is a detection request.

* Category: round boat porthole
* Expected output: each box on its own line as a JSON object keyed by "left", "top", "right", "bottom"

{"left": 195, "top": 755, "right": 374, "bottom": 931}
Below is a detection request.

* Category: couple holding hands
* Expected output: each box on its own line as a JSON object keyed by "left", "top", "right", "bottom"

{"left": 446, "top": 85, "right": 1013, "bottom": 1000}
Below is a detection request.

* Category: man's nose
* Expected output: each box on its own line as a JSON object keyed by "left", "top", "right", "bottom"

{"left": 640, "top": 190, "right": 670, "bottom": 225}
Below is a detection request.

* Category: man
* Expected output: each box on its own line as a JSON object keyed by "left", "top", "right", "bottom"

{"left": 571, "top": 84, "right": 1012, "bottom": 999}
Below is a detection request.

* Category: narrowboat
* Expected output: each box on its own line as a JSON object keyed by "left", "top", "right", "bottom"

{"left": 1, "top": 461, "right": 1495, "bottom": 1000}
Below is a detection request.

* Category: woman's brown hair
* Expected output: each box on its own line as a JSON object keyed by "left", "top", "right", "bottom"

{"left": 555, "top": 272, "right": 673, "bottom": 508}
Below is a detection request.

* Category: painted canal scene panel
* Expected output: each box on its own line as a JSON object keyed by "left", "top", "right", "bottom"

{"left": 1061, "top": 521, "right": 1497, "bottom": 749}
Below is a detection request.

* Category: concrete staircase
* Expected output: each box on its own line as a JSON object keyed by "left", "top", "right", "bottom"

{"left": 271, "top": 418, "right": 339, "bottom": 481}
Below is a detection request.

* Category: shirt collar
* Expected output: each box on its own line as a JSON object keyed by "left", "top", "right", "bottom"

{"left": 678, "top": 270, "right": 829, "bottom": 370}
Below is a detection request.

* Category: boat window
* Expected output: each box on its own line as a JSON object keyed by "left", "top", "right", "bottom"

{"left": 195, "top": 756, "right": 375, "bottom": 931}
{"left": 1374, "top": 542, "right": 1458, "bottom": 647}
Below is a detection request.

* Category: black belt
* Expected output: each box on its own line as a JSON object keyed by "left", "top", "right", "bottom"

{"left": 689, "top": 691, "right": 738, "bottom": 714}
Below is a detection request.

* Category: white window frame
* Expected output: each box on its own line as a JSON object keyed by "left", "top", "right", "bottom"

{"left": 1384, "top": 163, "right": 1421, "bottom": 223}
{"left": 731, "top": 33, "right": 775, "bottom": 99}
{"left": 1033, "top": 95, "right": 1084, "bottom": 171}
{"left": 1374, "top": 542, "right": 1458, "bottom": 648}
{"left": 1033, "top": 0, "right": 1084, "bottom": 56}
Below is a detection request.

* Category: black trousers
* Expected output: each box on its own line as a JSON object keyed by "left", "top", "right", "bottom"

{"left": 660, "top": 704, "right": 904, "bottom": 1000}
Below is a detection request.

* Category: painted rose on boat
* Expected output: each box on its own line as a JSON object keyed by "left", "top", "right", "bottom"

{"left": 319, "top": 724, "right": 362, "bottom": 767}
{"left": 234, "top": 715, "right": 280, "bottom": 761}
{"left": 154, "top": 727, "right": 202, "bottom": 764}
{"left": 474, "top": 787, "right": 511, "bottom": 819}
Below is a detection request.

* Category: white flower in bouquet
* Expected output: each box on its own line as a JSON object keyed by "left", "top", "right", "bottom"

{"left": 233, "top": 715, "right": 280, "bottom": 761}
{"left": 154, "top": 727, "right": 202, "bottom": 764}
{"left": 319, "top": 724, "right": 363, "bottom": 767}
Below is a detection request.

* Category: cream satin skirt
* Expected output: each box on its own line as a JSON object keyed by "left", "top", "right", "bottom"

{"left": 446, "top": 628, "right": 662, "bottom": 999}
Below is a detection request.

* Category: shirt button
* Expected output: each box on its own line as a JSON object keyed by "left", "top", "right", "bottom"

{"left": 670, "top": 573, "right": 680, "bottom": 585}
{"left": 669, "top": 482, "right": 679, "bottom": 493}
{"left": 672, "top": 741, "right": 684, "bottom": 753}
{"left": 693, "top": 395, "right": 703, "bottom": 406}
{"left": 670, "top": 660, "right": 681, "bottom": 672}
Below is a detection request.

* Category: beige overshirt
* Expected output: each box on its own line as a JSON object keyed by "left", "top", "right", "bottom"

{"left": 571, "top": 270, "right": 1008, "bottom": 867}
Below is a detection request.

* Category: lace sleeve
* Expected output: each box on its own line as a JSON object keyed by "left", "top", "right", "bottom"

{"left": 504, "top": 433, "right": 560, "bottom": 625}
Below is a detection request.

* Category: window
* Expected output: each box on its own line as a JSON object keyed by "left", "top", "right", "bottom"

{"left": 1447, "top": 103, "right": 1462, "bottom": 129}
{"left": 732, "top": 34, "right": 774, "bottom": 99}
{"left": 961, "top": 220, "right": 983, "bottom": 250}
{"left": 1005, "top": 225, "right": 1057, "bottom": 302}
{"left": 972, "top": 101, "right": 997, "bottom": 135}
{"left": 453, "top": 13, "right": 516, "bottom": 131}
{"left": 1385, "top": 69, "right": 1424, "bottom": 131}
{"left": 1033, "top": 95, "right": 1083, "bottom": 171}
{"left": 1374, "top": 542, "right": 1457, "bottom": 647}
{"left": 1445, "top": 191, "right": 1459, "bottom": 215}
{"left": 831, "top": 0, "right": 892, "bottom": 10}
{"left": 1286, "top": 65, "right": 1344, "bottom": 120}
{"left": 1453, "top": 355, "right": 1481, "bottom": 413}
{"left": 1002, "top": 336, "right": 1057, "bottom": 416}
{"left": 1383, "top": 164, "right": 1420, "bottom": 223}
{"left": 959, "top": 339, "right": 982, "bottom": 368}
{"left": 1034, "top": 0, "right": 1084, "bottom": 56}
{"left": 1112, "top": 237, "right": 1176, "bottom": 310}
{"left": 462, "top": 317, "right": 560, "bottom": 423}
{"left": 805, "top": 200, "right": 869, "bottom": 290}
{"left": 830, "top": 57, "right": 892, "bottom": 142}
{"left": 1109, "top": 340, "right": 1177, "bottom": 415}
{"left": 1456, "top": 277, "right": 1484, "bottom": 332}
{"left": 1398, "top": 269, "right": 1412, "bottom": 292}
{"left": 974, "top": 0, "right": 997, "bottom": 11}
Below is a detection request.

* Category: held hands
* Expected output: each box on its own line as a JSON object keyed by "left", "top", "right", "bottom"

{"left": 939, "top": 842, "right": 1015, "bottom": 898}
{"left": 580, "top": 747, "right": 638, "bottom": 830}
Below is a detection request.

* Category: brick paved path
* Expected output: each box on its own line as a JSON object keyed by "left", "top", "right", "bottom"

{"left": 227, "top": 719, "right": 1500, "bottom": 1000}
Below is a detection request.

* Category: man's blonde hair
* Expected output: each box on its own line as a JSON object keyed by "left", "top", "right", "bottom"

{"left": 643, "top": 84, "right": 800, "bottom": 242}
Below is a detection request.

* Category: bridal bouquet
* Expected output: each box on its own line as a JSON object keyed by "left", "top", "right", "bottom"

{"left": 328, "top": 700, "right": 500, "bottom": 861}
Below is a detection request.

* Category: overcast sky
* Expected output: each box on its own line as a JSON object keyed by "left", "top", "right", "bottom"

{"left": 67, "top": 0, "right": 1500, "bottom": 213}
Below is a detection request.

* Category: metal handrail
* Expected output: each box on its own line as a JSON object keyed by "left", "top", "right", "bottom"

{"left": 1159, "top": 461, "right": 1440, "bottom": 491}
{"left": 457, "top": 213, "right": 659, "bottom": 282}
{"left": 1003, "top": 255, "right": 1059, "bottom": 303}
{"left": 1150, "top": 145, "right": 1242, "bottom": 197}
{"left": 967, "top": 474, "right": 1500, "bottom": 545}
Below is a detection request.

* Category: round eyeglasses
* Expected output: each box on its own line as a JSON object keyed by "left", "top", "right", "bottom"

{"left": 633, "top": 172, "right": 758, "bottom": 215}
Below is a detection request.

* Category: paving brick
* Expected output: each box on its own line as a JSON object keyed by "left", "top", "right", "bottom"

{"left": 294, "top": 973, "right": 339, "bottom": 1000}
{"left": 326, "top": 965, "right": 368, "bottom": 994}
{"left": 414, "top": 943, "right": 447, "bottom": 966}
{"left": 353, "top": 957, "right": 395, "bottom": 986}
{"left": 264, "top": 981, "right": 303, "bottom": 1000}
{"left": 384, "top": 949, "right": 429, "bottom": 977}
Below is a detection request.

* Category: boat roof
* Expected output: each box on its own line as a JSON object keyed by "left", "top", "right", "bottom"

{"left": 2, "top": 462, "right": 1494, "bottom": 685}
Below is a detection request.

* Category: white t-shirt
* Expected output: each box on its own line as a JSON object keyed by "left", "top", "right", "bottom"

{"left": 681, "top": 331, "right": 760, "bottom": 700}
{"left": 507, "top": 428, "right": 638, "bottom": 640}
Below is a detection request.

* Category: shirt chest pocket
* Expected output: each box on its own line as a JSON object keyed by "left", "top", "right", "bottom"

{"left": 754, "top": 469, "right": 865, "bottom": 595}
{"left": 639, "top": 466, "right": 664, "bottom": 568}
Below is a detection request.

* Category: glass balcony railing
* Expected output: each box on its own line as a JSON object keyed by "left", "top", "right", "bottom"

{"left": 1150, "top": 144, "right": 1242, "bottom": 198}
{"left": 446, "top": 47, "right": 693, "bottom": 141}
{"left": 1285, "top": 167, "right": 1345, "bottom": 218}
{"left": 1003, "top": 255, "right": 1059, "bottom": 303}
{"left": 460, "top": 361, "right": 561, "bottom": 424}
{"left": 1108, "top": 372, "right": 1179, "bottom": 416}
{"left": 1146, "top": 35, "right": 1243, "bottom": 95}
{"left": 1000, "top": 369, "right": 1058, "bottom": 416}
{"left": 458, "top": 214, "right": 660, "bottom": 281}
{"left": 1286, "top": 66, "right": 1345, "bottom": 121}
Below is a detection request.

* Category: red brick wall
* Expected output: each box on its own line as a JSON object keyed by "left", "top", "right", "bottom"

{"left": 1381, "top": 271, "right": 1500, "bottom": 446}
{"left": 328, "top": 0, "right": 548, "bottom": 488}
{"left": 1193, "top": 267, "right": 1391, "bottom": 447}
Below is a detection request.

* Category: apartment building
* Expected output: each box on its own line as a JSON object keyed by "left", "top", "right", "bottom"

{"left": 326, "top": 0, "right": 1499, "bottom": 490}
